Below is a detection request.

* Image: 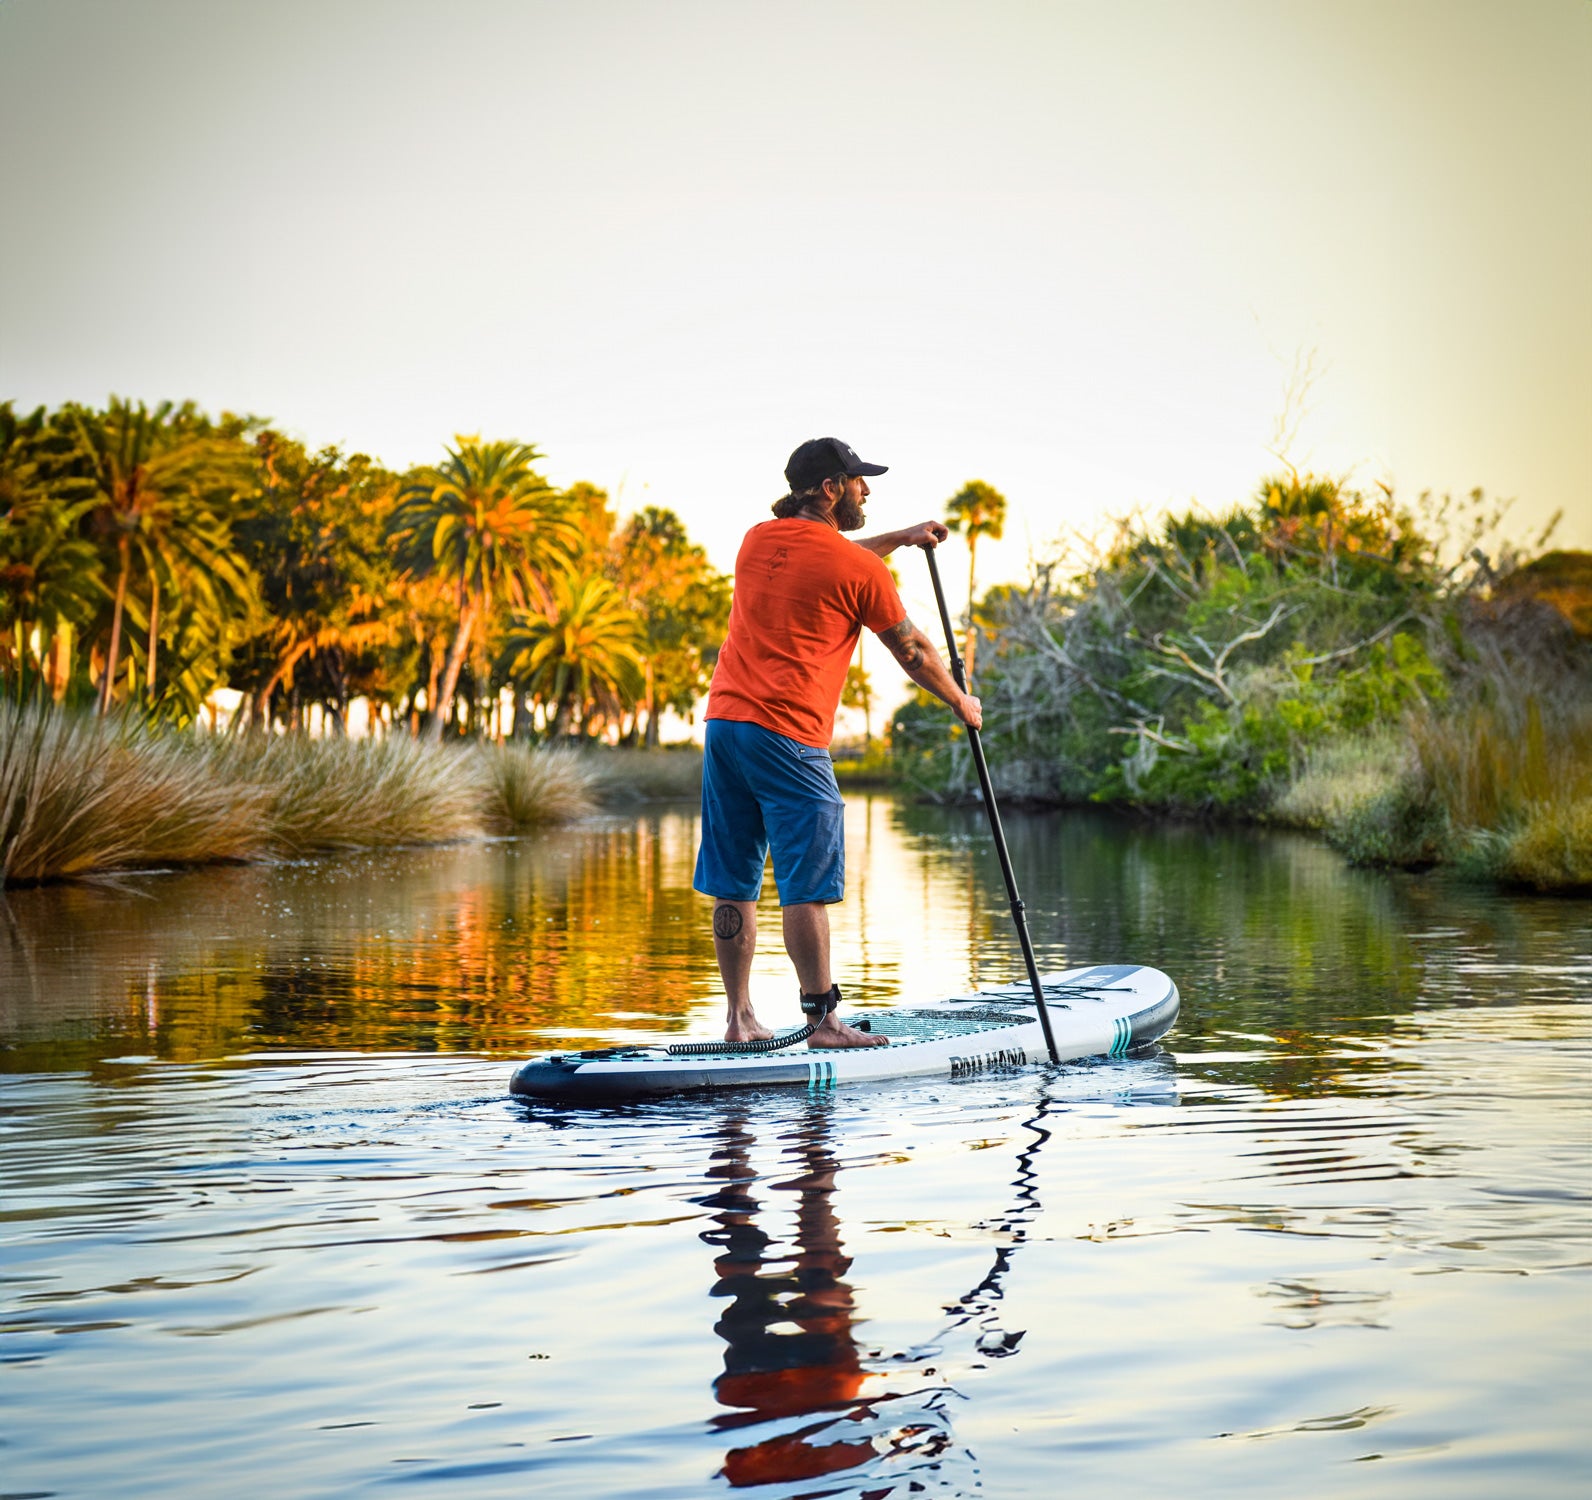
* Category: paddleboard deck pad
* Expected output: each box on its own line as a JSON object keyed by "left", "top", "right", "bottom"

{"left": 509, "top": 964, "right": 1178, "bottom": 1102}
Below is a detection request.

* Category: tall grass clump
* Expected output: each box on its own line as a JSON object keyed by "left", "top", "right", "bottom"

{"left": 481, "top": 742, "right": 596, "bottom": 830}
{"left": 219, "top": 734, "right": 491, "bottom": 854}
{"left": 0, "top": 703, "right": 268, "bottom": 883}
{"left": 1411, "top": 694, "right": 1592, "bottom": 892}
{"left": 1, "top": 704, "right": 607, "bottom": 884}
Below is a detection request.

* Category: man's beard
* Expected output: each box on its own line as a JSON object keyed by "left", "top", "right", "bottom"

{"left": 834, "top": 493, "right": 866, "bottom": 531}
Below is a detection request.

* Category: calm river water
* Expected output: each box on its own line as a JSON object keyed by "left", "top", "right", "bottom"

{"left": 2, "top": 797, "right": 1589, "bottom": 1498}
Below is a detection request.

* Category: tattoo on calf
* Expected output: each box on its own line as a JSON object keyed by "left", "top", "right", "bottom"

{"left": 713, "top": 903, "right": 744, "bottom": 940}
{"left": 879, "top": 618, "right": 925, "bottom": 671}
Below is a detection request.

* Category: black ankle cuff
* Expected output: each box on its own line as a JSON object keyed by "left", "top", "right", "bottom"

{"left": 799, "top": 983, "right": 841, "bottom": 1019}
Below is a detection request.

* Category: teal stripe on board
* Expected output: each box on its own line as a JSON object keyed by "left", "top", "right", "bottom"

{"left": 806, "top": 1059, "right": 837, "bottom": 1092}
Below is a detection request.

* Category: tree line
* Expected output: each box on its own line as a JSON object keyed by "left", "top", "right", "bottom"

{"left": 0, "top": 398, "right": 730, "bottom": 742}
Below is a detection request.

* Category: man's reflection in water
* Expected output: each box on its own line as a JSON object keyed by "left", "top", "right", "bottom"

{"left": 700, "top": 1103, "right": 877, "bottom": 1488}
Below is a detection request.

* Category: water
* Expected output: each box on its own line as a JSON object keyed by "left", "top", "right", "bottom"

{"left": 3, "top": 799, "right": 1589, "bottom": 1498}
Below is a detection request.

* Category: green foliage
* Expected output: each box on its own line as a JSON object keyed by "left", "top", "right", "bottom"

{"left": 944, "top": 479, "right": 1008, "bottom": 679}
{"left": 898, "top": 469, "right": 1592, "bottom": 888}
{"left": 904, "top": 473, "right": 1459, "bottom": 811}
{"left": 945, "top": 479, "right": 1006, "bottom": 545}
{"left": 389, "top": 436, "right": 583, "bottom": 737}
{"left": 61, "top": 398, "right": 259, "bottom": 718}
{"left": 609, "top": 506, "right": 730, "bottom": 743}
{"left": 1, "top": 398, "right": 260, "bottom": 722}
{"left": 1, "top": 400, "right": 727, "bottom": 746}
{"left": 230, "top": 432, "right": 401, "bottom": 729}
{"left": 502, "top": 573, "right": 646, "bottom": 737}
{"left": 1321, "top": 779, "right": 1447, "bottom": 868}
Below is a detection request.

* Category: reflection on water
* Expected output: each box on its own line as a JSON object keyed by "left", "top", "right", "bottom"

{"left": 704, "top": 1107, "right": 876, "bottom": 1487}
{"left": 2, "top": 798, "right": 1589, "bottom": 1497}
{"left": 5, "top": 799, "right": 1586, "bottom": 1088}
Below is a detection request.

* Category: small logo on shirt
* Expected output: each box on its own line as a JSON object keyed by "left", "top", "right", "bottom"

{"left": 767, "top": 547, "right": 788, "bottom": 578}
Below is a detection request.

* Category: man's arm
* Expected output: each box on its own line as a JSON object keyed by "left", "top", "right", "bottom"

{"left": 876, "top": 617, "right": 983, "bottom": 730}
{"left": 854, "top": 520, "right": 949, "bottom": 558}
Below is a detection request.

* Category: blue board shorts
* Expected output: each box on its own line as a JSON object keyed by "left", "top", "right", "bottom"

{"left": 693, "top": 719, "right": 845, "bottom": 906}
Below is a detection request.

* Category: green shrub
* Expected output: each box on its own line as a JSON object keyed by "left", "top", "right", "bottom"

{"left": 1479, "top": 797, "right": 1592, "bottom": 892}
{"left": 1272, "top": 732, "right": 1407, "bottom": 830}
{"left": 1321, "top": 778, "right": 1447, "bottom": 868}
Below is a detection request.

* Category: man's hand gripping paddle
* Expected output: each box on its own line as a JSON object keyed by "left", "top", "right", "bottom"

{"left": 922, "top": 544, "right": 1061, "bottom": 1063}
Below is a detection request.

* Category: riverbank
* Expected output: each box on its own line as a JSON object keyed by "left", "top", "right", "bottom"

{"left": 6, "top": 698, "right": 1587, "bottom": 894}
{"left": 895, "top": 708, "right": 1592, "bottom": 897}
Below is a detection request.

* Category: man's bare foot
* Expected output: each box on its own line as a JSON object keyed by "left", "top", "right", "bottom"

{"left": 807, "top": 1015, "right": 889, "bottom": 1049}
{"left": 726, "top": 1012, "right": 775, "bottom": 1044}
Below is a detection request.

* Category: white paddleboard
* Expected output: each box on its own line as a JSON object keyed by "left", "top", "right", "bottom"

{"left": 509, "top": 963, "right": 1179, "bottom": 1102}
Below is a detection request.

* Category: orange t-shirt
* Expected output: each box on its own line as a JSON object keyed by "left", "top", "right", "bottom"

{"left": 706, "top": 518, "right": 906, "bottom": 748}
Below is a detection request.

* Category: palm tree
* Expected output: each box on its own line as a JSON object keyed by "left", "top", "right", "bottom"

{"left": 502, "top": 573, "right": 645, "bottom": 738}
{"left": 0, "top": 494, "right": 100, "bottom": 700}
{"left": 944, "top": 480, "right": 1007, "bottom": 684}
{"left": 389, "top": 438, "right": 579, "bottom": 739}
{"left": 63, "top": 399, "right": 254, "bottom": 714}
{"left": 611, "top": 505, "right": 731, "bottom": 746}
{"left": 136, "top": 489, "right": 257, "bottom": 708}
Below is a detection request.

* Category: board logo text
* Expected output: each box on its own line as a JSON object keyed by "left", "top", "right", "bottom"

{"left": 949, "top": 1047, "right": 1029, "bottom": 1078}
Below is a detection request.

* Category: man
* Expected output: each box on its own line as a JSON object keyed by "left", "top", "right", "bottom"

{"left": 694, "top": 436, "right": 983, "bottom": 1048}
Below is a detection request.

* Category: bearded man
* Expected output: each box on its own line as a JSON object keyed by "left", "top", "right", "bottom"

{"left": 694, "top": 437, "right": 983, "bottom": 1048}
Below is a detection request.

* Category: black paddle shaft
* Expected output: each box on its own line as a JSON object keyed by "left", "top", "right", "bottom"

{"left": 922, "top": 545, "right": 1060, "bottom": 1063}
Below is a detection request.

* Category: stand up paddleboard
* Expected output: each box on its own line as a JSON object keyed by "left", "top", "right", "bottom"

{"left": 512, "top": 550, "right": 1182, "bottom": 1104}
{"left": 509, "top": 963, "right": 1178, "bottom": 1102}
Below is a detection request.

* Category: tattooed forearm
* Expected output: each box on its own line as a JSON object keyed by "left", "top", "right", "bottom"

{"left": 713, "top": 903, "right": 744, "bottom": 940}
{"left": 877, "top": 618, "right": 926, "bottom": 671}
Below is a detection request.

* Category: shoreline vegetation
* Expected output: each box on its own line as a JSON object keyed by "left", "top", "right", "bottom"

{"left": 3, "top": 397, "right": 1588, "bottom": 893}
{"left": 891, "top": 481, "right": 1591, "bottom": 895}
{"left": 0, "top": 704, "right": 717, "bottom": 885}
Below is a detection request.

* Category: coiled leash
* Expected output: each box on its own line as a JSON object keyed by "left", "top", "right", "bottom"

{"left": 666, "top": 984, "right": 869, "bottom": 1056}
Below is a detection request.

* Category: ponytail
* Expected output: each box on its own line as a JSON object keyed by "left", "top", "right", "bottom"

{"left": 770, "top": 475, "right": 846, "bottom": 519}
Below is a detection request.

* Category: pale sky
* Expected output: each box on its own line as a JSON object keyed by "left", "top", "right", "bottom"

{"left": 2, "top": 0, "right": 1589, "bottom": 631}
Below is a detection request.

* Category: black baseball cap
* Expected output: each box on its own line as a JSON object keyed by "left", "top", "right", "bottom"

{"left": 784, "top": 437, "right": 889, "bottom": 491}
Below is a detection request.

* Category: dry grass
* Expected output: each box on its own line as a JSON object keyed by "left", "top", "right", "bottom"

{"left": 0, "top": 705, "right": 268, "bottom": 882}
{"left": 1410, "top": 696, "right": 1567, "bottom": 831}
{"left": 0, "top": 705, "right": 606, "bottom": 884}
{"left": 1409, "top": 692, "right": 1592, "bottom": 890}
{"left": 1457, "top": 797, "right": 1592, "bottom": 893}
{"left": 222, "top": 734, "right": 489, "bottom": 853}
{"left": 481, "top": 742, "right": 596, "bottom": 830}
{"left": 1273, "top": 694, "right": 1592, "bottom": 889}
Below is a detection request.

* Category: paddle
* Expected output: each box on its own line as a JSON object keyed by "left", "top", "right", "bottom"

{"left": 921, "top": 544, "right": 1060, "bottom": 1063}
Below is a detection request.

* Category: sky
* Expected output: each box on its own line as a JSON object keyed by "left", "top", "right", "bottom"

{"left": 2, "top": 0, "right": 1588, "bottom": 634}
